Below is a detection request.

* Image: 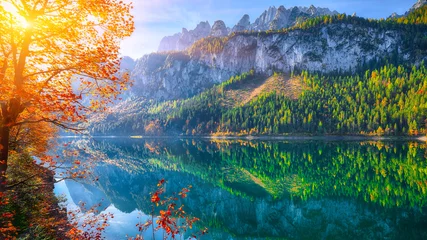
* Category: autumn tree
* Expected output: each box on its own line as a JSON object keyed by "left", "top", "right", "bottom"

{"left": 0, "top": 0, "right": 134, "bottom": 192}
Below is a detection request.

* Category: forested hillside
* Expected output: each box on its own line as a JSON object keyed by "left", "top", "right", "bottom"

{"left": 90, "top": 63, "right": 427, "bottom": 136}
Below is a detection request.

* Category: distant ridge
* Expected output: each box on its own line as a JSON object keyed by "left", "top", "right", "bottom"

{"left": 157, "top": 5, "right": 339, "bottom": 52}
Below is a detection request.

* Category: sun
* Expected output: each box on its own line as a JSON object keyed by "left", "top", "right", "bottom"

{"left": 1, "top": 2, "right": 31, "bottom": 29}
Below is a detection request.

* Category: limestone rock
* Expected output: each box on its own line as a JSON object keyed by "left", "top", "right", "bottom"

{"left": 251, "top": 6, "right": 277, "bottom": 31}
{"left": 410, "top": 0, "right": 427, "bottom": 12}
{"left": 133, "top": 23, "right": 423, "bottom": 100}
{"left": 232, "top": 14, "right": 251, "bottom": 33}
{"left": 270, "top": 6, "right": 291, "bottom": 30}
{"left": 252, "top": 5, "right": 338, "bottom": 31}
{"left": 210, "top": 20, "right": 228, "bottom": 37}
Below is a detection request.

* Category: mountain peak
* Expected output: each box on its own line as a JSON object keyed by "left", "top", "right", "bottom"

{"left": 158, "top": 21, "right": 211, "bottom": 52}
{"left": 158, "top": 4, "right": 339, "bottom": 52}
{"left": 409, "top": 0, "right": 427, "bottom": 12}
{"left": 210, "top": 20, "right": 228, "bottom": 37}
{"left": 232, "top": 14, "right": 251, "bottom": 33}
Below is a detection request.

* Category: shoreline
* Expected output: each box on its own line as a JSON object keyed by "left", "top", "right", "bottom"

{"left": 60, "top": 134, "right": 427, "bottom": 142}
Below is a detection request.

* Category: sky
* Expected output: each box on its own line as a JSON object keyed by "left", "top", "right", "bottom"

{"left": 120, "top": 0, "right": 417, "bottom": 59}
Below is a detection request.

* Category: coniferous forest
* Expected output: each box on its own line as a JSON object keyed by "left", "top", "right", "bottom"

{"left": 90, "top": 63, "right": 427, "bottom": 136}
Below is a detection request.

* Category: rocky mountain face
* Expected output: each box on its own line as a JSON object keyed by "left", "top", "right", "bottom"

{"left": 210, "top": 20, "right": 229, "bottom": 37}
{"left": 130, "top": 52, "right": 231, "bottom": 100}
{"left": 125, "top": 1, "right": 427, "bottom": 102}
{"left": 236, "top": 5, "right": 339, "bottom": 33}
{"left": 390, "top": 0, "right": 427, "bottom": 18}
{"left": 410, "top": 0, "right": 427, "bottom": 12}
{"left": 232, "top": 14, "right": 250, "bottom": 32}
{"left": 158, "top": 5, "right": 338, "bottom": 52}
{"left": 131, "top": 22, "right": 421, "bottom": 100}
{"left": 157, "top": 21, "right": 211, "bottom": 52}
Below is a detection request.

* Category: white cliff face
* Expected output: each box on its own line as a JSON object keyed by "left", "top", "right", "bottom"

{"left": 132, "top": 23, "right": 420, "bottom": 100}
{"left": 198, "top": 24, "right": 403, "bottom": 74}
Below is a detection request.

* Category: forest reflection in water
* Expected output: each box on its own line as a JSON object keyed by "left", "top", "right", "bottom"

{"left": 55, "top": 138, "right": 427, "bottom": 239}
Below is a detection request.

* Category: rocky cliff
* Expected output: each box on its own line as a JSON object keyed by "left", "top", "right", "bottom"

{"left": 132, "top": 21, "right": 424, "bottom": 100}
{"left": 158, "top": 5, "right": 339, "bottom": 52}
{"left": 235, "top": 5, "right": 339, "bottom": 33}
{"left": 210, "top": 20, "right": 228, "bottom": 37}
{"left": 410, "top": 0, "right": 427, "bottom": 12}
{"left": 390, "top": 0, "right": 427, "bottom": 17}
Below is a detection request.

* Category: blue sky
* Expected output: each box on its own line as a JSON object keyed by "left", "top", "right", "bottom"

{"left": 120, "top": 0, "right": 416, "bottom": 59}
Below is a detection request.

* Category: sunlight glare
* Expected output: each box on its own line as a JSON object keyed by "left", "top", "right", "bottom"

{"left": 1, "top": 2, "right": 31, "bottom": 28}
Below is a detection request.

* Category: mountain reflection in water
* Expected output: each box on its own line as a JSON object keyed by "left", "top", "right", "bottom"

{"left": 55, "top": 138, "right": 427, "bottom": 239}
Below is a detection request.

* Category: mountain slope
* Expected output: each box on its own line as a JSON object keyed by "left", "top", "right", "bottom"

{"left": 90, "top": 62, "right": 427, "bottom": 136}
{"left": 132, "top": 14, "right": 427, "bottom": 100}
{"left": 241, "top": 74, "right": 302, "bottom": 105}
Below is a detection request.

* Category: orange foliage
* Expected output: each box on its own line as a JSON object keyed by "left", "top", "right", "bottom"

{"left": 0, "top": 0, "right": 134, "bottom": 188}
{"left": 0, "top": 0, "right": 134, "bottom": 236}
{"left": 9, "top": 120, "right": 57, "bottom": 156}
{"left": 130, "top": 179, "right": 207, "bottom": 240}
{"left": 0, "top": 0, "right": 134, "bottom": 126}
{"left": 67, "top": 202, "right": 113, "bottom": 240}
{"left": 144, "top": 120, "right": 162, "bottom": 136}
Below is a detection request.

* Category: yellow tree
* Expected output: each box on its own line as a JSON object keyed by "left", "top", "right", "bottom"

{"left": 0, "top": 0, "right": 134, "bottom": 191}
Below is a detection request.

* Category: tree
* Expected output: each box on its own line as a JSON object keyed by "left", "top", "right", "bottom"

{"left": 0, "top": 0, "right": 134, "bottom": 192}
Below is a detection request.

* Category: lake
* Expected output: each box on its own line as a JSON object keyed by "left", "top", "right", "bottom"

{"left": 54, "top": 138, "right": 427, "bottom": 239}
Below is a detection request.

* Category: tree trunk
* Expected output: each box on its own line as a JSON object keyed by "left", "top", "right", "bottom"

{"left": 0, "top": 125, "right": 9, "bottom": 193}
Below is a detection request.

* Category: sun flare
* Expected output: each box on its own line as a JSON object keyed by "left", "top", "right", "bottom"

{"left": 1, "top": 2, "right": 31, "bottom": 28}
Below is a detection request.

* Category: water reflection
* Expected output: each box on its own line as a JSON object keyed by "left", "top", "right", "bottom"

{"left": 56, "top": 138, "right": 427, "bottom": 239}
